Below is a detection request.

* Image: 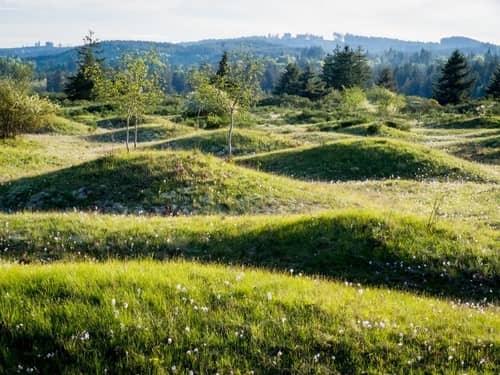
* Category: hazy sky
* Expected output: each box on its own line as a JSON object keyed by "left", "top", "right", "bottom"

{"left": 0, "top": 0, "right": 499, "bottom": 47}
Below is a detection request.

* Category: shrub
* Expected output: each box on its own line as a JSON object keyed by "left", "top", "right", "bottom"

{"left": 339, "top": 87, "right": 368, "bottom": 116}
{"left": 0, "top": 79, "right": 57, "bottom": 138}
{"left": 367, "top": 87, "right": 405, "bottom": 117}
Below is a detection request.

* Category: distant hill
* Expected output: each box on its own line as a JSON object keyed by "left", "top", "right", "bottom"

{"left": 1, "top": 33, "right": 498, "bottom": 72}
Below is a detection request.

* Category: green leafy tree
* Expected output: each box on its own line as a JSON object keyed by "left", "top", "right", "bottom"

{"left": 434, "top": 50, "right": 475, "bottom": 105}
{"left": 186, "top": 66, "right": 226, "bottom": 128}
{"left": 376, "top": 67, "right": 397, "bottom": 91}
{"left": 65, "top": 31, "right": 103, "bottom": 101}
{"left": 322, "top": 46, "right": 371, "bottom": 90}
{"left": 486, "top": 65, "right": 500, "bottom": 99}
{"left": 91, "top": 53, "right": 163, "bottom": 151}
{"left": 274, "top": 62, "right": 301, "bottom": 96}
{"left": 214, "top": 53, "right": 263, "bottom": 157}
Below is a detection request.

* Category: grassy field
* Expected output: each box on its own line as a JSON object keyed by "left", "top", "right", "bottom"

{"left": 0, "top": 106, "right": 499, "bottom": 373}
{"left": 0, "top": 261, "right": 498, "bottom": 374}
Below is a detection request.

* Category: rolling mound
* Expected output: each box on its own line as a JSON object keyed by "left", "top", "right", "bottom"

{"left": 0, "top": 151, "right": 339, "bottom": 215}
{"left": 1, "top": 211, "right": 497, "bottom": 300}
{"left": 238, "top": 138, "right": 496, "bottom": 182}
{"left": 152, "top": 129, "right": 302, "bottom": 156}
{"left": 86, "top": 122, "right": 193, "bottom": 143}
{"left": 0, "top": 261, "right": 497, "bottom": 374}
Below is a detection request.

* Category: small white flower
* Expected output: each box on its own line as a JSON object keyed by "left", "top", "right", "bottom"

{"left": 266, "top": 292, "right": 272, "bottom": 301}
{"left": 111, "top": 298, "right": 116, "bottom": 307}
{"left": 167, "top": 338, "right": 173, "bottom": 344}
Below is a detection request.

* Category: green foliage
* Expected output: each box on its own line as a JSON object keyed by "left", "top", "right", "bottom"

{"left": 322, "top": 46, "right": 371, "bottom": 90}
{"left": 0, "top": 80, "right": 57, "bottom": 138}
{"left": 0, "top": 57, "right": 34, "bottom": 87}
{"left": 367, "top": 87, "right": 406, "bottom": 117}
{"left": 64, "top": 31, "right": 103, "bottom": 101}
{"left": 434, "top": 50, "right": 475, "bottom": 105}
{"left": 339, "top": 87, "right": 368, "bottom": 116}
{"left": 376, "top": 66, "right": 397, "bottom": 91}
{"left": 91, "top": 52, "right": 164, "bottom": 150}
{"left": 486, "top": 65, "right": 500, "bottom": 99}
{"left": 274, "top": 62, "right": 302, "bottom": 96}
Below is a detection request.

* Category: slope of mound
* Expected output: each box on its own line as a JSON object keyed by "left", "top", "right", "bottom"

{"left": 152, "top": 129, "right": 302, "bottom": 156}
{"left": 86, "top": 122, "right": 193, "bottom": 143}
{"left": 40, "top": 114, "right": 93, "bottom": 135}
{"left": 0, "top": 261, "right": 497, "bottom": 374}
{"left": 1, "top": 211, "right": 497, "bottom": 300}
{"left": 445, "top": 135, "right": 500, "bottom": 165}
{"left": 238, "top": 138, "right": 496, "bottom": 182}
{"left": 0, "top": 151, "right": 339, "bottom": 214}
{"left": 428, "top": 116, "right": 500, "bottom": 129}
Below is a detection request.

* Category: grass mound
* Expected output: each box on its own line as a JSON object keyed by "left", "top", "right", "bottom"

{"left": 446, "top": 135, "right": 500, "bottom": 165}
{"left": 238, "top": 138, "right": 495, "bottom": 182}
{"left": 428, "top": 116, "right": 500, "bottom": 129}
{"left": 86, "top": 122, "right": 193, "bottom": 143}
{"left": 0, "top": 151, "right": 339, "bottom": 215}
{"left": 39, "top": 115, "right": 94, "bottom": 135}
{"left": 152, "top": 129, "right": 302, "bottom": 156}
{"left": 0, "top": 261, "right": 498, "bottom": 374}
{"left": 0, "top": 139, "right": 65, "bottom": 182}
{"left": 1, "top": 211, "right": 497, "bottom": 300}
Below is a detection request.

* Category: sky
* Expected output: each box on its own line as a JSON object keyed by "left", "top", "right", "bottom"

{"left": 0, "top": 0, "right": 499, "bottom": 47}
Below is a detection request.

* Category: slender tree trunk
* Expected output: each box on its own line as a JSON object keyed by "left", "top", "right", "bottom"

{"left": 196, "top": 107, "right": 201, "bottom": 130}
{"left": 134, "top": 116, "right": 138, "bottom": 150}
{"left": 228, "top": 108, "right": 234, "bottom": 159}
{"left": 126, "top": 114, "right": 130, "bottom": 152}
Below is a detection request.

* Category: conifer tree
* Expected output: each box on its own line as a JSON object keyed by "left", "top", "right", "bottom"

{"left": 64, "top": 31, "right": 103, "bottom": 101}
{"left": 274, "top": 62, "right": 301, "bottom": 96}
{"left": 434, "top": 50, "right": 475, "bottom": 105}
{"left": 298, "top": 65, "right": 326, "bottom": 100}
{"left": 376, "top": 67, "right": 397, "bottom": 91}
{"left": 322, "top": 46, "right": 371, "bottom": 90}
{"left": 216, "top": 51, "right": 230, "bottom": 79}
{"left": 486, "top": 65, "right": 500, "bottom": 99}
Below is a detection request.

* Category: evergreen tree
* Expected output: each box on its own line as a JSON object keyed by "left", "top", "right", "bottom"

{"left": 216, "top": 51, "right": 230, "bottom": 79}
{"left": 434, "top": 50, "right": 475, "bottom": 105}
{"left": 376, "top": 67, "right": 397, "bottom": 91}
{"left": 322, "top": 46, "right": 371, "bottom": 90}
{"left": 64, "top": 31, "right": 103, "bottom": 101}
{"left": 274, "top": 62, "right": 301, "bottom": 96}
{"left": 486, "top": 65, "right": 500, "bottom": 99}
{"left": 298, "top": 65, "right": 325, "bottom": 100}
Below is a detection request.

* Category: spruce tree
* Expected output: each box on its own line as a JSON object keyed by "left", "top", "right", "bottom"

{"left": 274, "top": 62, "right": 301, "bottom": 96}
{"left": 377, "top": 67, "right": 397, "bottom": 91}
{"left": 322, "top": 46, "right": 371, "bottom": 90}
{"left": 434, "top": 50, "right": 475, "bottom": 105}
{"left": 216, "top": 51, "right": 230, "bottom": 79}
{"left": 64, "top": 31, "right": 103, "bottom": 101}
{"left": 486, "top": 65, "right": 500, "bottom": 99}
{"left": 298, "top": 65, "right": 326, "bottom": 100}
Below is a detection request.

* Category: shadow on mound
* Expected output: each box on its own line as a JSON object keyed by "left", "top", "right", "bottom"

{"left": 2, "top": 211, "right": 497, "bottom": 302}
{"left": 85, "top": 124, "right": 191, "bottom": 143}
{"left": 428, "top": 117, "right": 500, "bottom": 129}
{"left": 238, "top": 139, "right": 493, "bottom": 182}
{"left": 0, "top": 151, "right": 336, "bottom": 215}
{"left": 151, "top": 129, "right": 301, "bottom": 157}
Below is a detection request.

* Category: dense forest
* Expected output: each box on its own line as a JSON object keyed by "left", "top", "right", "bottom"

{"left": 1, "top": 33, "right": 499, "bottom": 99}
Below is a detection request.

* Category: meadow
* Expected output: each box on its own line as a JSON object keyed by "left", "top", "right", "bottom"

{"left": 0, "top": 102, "right": 499, "bottom": 374}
